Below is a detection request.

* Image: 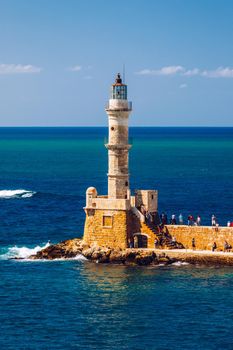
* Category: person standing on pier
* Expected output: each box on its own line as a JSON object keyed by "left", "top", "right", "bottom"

{"left": 212, "top": 242, "right": 217, "bottom": 252}
{"left": 160, "top": 212, "right": 168, "bottom": 225}
{"left": 211, "top": 215, "right": 217, "bottom": 226}
{"left": 192, "top": 238, "right": 196, "bottom": 250}
{"left": 179, "top": 213, "right": 183, "bottom": 225}
{"left": 196, "top": 215, "right": 201, "bottom": 226}
{"left": 188, "top": 215, "right": 194, "bottom": 226}
{"left": 170, "top": 214, "right": 177, "bottom": 225}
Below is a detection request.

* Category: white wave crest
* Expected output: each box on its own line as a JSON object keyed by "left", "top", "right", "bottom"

{"left": 73, "top": 254, "right": 87, "bottom": 261}
{"left": 172, "top": 261, "right": 189, "bottom": 266}
{"left": 0, "top": 244, "right": 88, "bottom": 262}
{"left": 0, "top": 242, "right": 50, "bottom": 260}
{"left": 0, "top": 189, "right": 36, "bottom": 199}
{"left": 50, "top": 254, "right": 88, "bottom": 262}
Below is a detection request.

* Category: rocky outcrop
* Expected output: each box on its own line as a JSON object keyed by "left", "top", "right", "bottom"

{"left": 30, "top": 238, "right": 85, "bottom": 260}
{"left": 28, "top": 238, "right": 233, "bottom": 266}
{"left": 29, "top": 238, "right": 174, "bottom": 266}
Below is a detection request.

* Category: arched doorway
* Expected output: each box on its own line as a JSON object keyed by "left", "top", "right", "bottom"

{"left": 133, "top": 233, "right": 148, "bottom": 248}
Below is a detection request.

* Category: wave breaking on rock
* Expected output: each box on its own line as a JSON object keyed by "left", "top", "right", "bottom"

{"left": 0, "top": 242, "right": 50, "bottom": 260}
{"left": 27, "top": 239, "right": 175, "bottom": 266}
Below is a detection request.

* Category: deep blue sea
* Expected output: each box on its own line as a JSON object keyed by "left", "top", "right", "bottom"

{"left": 1, "top": 127, "right": 233, "bottom": 349}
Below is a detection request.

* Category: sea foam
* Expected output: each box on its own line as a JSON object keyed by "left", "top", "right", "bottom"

{"left": 0, "top": 243, "right": 87, "bottom": 261}
{"left": 52, "top": 254, "right": 88, "bottom": 261}
{"left": 172, "top": 261, "right": 189, "bottom": 266}
{"left": 0, "top": 189, "right": 36, "bottom": 199}
{"left": 0, "top": 242, "right": 50, "bottom": 260}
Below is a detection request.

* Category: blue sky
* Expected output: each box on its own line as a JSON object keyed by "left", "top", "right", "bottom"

{"left": 0, "top": 0, "right": 233, "bottom": 126}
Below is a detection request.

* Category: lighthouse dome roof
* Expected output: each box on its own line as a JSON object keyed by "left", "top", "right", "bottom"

{"left": 86, "top": 187, "right": 97, "bottom": 196}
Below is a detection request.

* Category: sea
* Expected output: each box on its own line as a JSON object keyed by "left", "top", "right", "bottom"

{"left": 1, "top": 127, "right": 233, "bottom": 350}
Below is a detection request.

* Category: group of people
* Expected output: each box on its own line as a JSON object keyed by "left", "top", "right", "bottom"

{"left": 160, "top": 212, "right": 233, "bottom": 227}
{"left": 187, "top": 215, "right": 202, "bottom": 226}
{"left": 191, "top": 237, "right": 216, "bottom": 251}
{"left": 191, "top": 238, "right": 232, "bottom": 252}
{"left": 160, "top": 213, "right": 202, "bottom": 226}
{"left": 141, "top": 207, "right": 233, "bottom": 228}
{"left": 140, "top": 207, "right": 233, "bottom": 252}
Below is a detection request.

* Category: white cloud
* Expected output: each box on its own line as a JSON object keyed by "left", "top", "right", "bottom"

{"left": 160, "top": 65, "right": 185, "bottom": 75}
{"left": 69, "top": 65, "right": 82, "bottom": 72}
{"left": 183, "top": 68, "right": 200, "bottom": 76}
{"left": 136, "top": 65, "right": 233, "bottom": 79}
{"left": 179, "top": 83, "right": 187, "bottom": 89}
{"left": 136, "top": 65, "right": 184, "bottom": 76}
{"left": 202, "top": 67, "right": 233, "bottom": 78}
{"left": 0, "top": 64, "right": 42, "bottom": 74}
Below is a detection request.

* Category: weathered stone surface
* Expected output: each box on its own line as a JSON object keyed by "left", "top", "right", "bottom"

{"left": 29, "top": 239, "right": 162, "bottom": 265}
{"left": 155, "top": 249, "right": 233, "bottom": 266}
{"left": 108, "top": 249, "right": 125, "bottom": 264}
{"left": 83, "top": 209, "right": 130, "bottom": 249}
{"left": 30, "top": 238, "right": 83, "bottom": 260}
{"left": 28, "top": 238, "right": 233, "bottom": 266}
{"left": 164, "top": 225, "right": 233, "bottom": 251}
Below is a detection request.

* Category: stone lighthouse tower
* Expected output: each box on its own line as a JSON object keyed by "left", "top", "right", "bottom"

{"left": 106, "top": 73, "right": 132, "bottom": 200}
{"left": 83, "top": 73, "right": 158, "bottom": 249}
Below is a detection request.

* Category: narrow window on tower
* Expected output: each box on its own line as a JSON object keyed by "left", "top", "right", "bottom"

{"left": 103, "top": 215, "right": 113, "bottom": 228}
{"left": 125, "top": 181, "right": 128, "bottom": 186}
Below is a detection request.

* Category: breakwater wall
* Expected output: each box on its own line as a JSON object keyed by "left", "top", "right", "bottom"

{"left": 165, "top": 225, "right": 233, "bottom": 251}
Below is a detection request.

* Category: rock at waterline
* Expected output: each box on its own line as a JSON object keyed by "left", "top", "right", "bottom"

{"left": 28, "top": 238, "right": 173, "bottom": 266}
{"left": 29, "top": 238, "right": 84, "bottom": 260}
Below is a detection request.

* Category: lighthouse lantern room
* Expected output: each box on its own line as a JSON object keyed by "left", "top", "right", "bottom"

{"left": 111, "top": 73, "right": 127, "bottom": 100}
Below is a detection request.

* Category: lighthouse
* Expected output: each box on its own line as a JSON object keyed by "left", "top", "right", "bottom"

{"left": 83, "top": 73, "right": 158, "bottom": 249}
{"left": 105, "top": 73, "right": 132, "bottom": 199}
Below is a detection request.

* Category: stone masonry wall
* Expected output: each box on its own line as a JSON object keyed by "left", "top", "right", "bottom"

{"left": 83, "top": 211, "right": 233, "bottom": 251}
{"left": 165, "top": 225, "right": 233, "bottom": 251}
{"left": 83, "top": 209, "right": 130, "bottom": 249}
{"left": 83, "top": 209, "right": 148, "bottom": 249}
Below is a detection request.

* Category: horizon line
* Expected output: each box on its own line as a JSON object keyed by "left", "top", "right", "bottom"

{"left": 0, "top": 125, "right": 233, "bottom": 128}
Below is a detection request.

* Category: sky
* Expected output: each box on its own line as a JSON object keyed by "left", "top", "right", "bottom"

{"left": 0, "top": 0, "right": 233, "bottom": 126}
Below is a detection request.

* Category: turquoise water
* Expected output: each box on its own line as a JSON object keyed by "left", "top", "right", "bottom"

{"left": 1, "top": 127, "right": 233, "bottom": 349}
